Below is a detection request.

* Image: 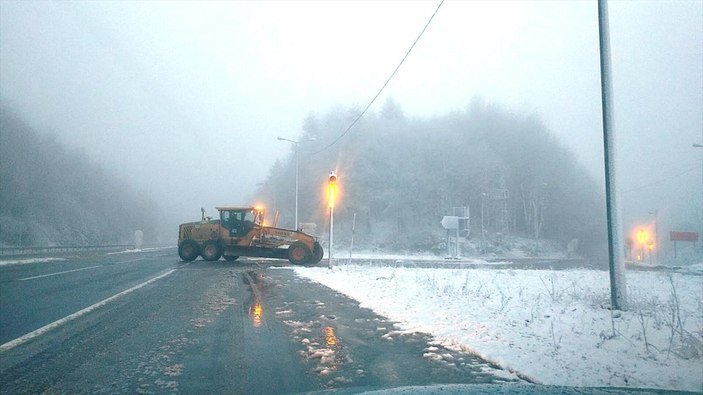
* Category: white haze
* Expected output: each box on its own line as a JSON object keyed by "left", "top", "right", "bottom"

{"left": 1, "top": 0, "right": 701, "bottom": 241}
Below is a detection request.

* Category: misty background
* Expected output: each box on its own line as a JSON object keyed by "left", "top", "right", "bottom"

{"left": 1, "top": 1, "right": 701, "bottom": 261}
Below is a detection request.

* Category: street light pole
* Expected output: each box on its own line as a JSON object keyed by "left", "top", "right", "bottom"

{"left": 481, "top": 193, "right": 486, "bottom": 254}
{"left": 694, "top": 143, "right": 703, "bottom": 251}
{"left": 277, "top": 137, "right": 316, "bottom": 230}
{"left": 295, "top": 143, "right": 299, "bottom": 230}
{"left": 327, "top": 171, "right": 337, "bottom": 268}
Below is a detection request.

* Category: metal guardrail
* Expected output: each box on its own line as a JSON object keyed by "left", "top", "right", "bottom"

{"left": 0, "top": 245, "right": 134, "bottom": 257}
{"left": 337, "top": 257, "right": 590, "bottom": 271}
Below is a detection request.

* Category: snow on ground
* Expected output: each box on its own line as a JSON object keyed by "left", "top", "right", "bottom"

{"left": 342, "top": 251, "right": 451, "bottom": 261}
{"left": 340, "top": 251, "right": 512, "bottom": 265}
{"left": 0, "top": 257, "right": 67, "bottom": 266}
{"left": 689, "top": 262, "right": 703, "bottom": 274}
{"left": 294, "top": 263, "right": 703, "bottom": 392}
{"left": 106, "top": 246, "right": 173, "bottom": 255}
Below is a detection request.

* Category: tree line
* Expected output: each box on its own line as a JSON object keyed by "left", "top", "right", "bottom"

{"left": 255, "top": 99, "right": 608, "bottom": 259}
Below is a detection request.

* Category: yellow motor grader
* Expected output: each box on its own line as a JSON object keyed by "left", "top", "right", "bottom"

{"left": 177, "top": 206, "right": 323, "bottom": 265}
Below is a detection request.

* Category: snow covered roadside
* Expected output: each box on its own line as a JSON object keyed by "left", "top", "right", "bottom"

{"left": 106, "top": 246, "right": 173, "bottom": 255}
{"left": 344, "top": 251, "right": 447, "bottom": 261}
{"left": 688, "top": 263, "right": 703, "bottom": 274}
{"left": 0, "top": 257, "right": 67, "bottom": 266}
{"left": 294, "top": 265, "right": 703, "bottom": 392}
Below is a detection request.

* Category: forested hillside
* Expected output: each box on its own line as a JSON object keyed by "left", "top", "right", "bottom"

{"left": 0, "top": 107, "right": 158, "bottom": 246}
{"left": 256, "top": 100, "right": 608, "bottom": 258}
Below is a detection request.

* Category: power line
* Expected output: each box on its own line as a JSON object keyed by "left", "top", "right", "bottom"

{"left": 622, "top": 165, "right": 699, "bottom": 194}
{"left": 310, "top": 0, "right": 445, "bottom": 155}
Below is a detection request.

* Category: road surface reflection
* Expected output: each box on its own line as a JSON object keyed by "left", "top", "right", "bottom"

{"left": 244, "top": 270, "right": 265, "bottom": 328}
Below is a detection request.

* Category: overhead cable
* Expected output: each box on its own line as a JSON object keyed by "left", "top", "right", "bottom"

{"left": 310, "top": 0, "right": 445, "bottom": 155}
{"left": 622, "top": 165, "right": 699, "bottom": 194}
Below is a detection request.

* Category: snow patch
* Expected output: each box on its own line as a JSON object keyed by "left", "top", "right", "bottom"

{"left": 688, "top": 262, "right": 703, "bottom": 273}
{"left": 107, "top": 247, "right": 172, "bottom": 255}
{"left": 0, "top": 257, "right": 67, "bottom": 266}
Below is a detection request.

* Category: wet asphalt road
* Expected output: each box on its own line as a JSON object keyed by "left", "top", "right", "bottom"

{"left": 0, "top": 249, "right": 518, "bottom": 394}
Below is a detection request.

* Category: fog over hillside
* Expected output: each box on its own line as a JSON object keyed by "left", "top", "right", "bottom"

{"left": 0, "top": 108, "right": 158, "bottom": 246}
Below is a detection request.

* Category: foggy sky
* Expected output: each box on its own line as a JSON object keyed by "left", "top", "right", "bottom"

{"left": 1, "top": 0, "right": 701, "bottom": 239}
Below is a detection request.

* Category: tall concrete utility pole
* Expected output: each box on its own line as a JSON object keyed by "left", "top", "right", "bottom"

{"left": 598, "top": 0, "right": 627, "bottom": 310}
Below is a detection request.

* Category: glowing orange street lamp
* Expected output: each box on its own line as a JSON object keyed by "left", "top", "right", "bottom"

{"left": 328, "top": 173, "right": 337, "bottom": 209}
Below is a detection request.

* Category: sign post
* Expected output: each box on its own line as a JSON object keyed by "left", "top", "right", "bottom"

{"left": 670, "top": 231, "right": 699, "bottom": 258}
{"left": 349, "top": 212, "right": 356, "bottom": 264}
{"left": 441, "top": 215, "right": 460, "bottom": 258}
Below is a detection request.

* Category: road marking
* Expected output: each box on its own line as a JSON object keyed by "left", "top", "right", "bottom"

{"left": 113, "top": 258, "right": 147, "bottom": 264}
{"left": 18, "top": 265, "right": 102, "bottom": 281}
{"left": 0, "top": 268, "right": 177, "bottom": 352}
{"left": 0, "top": 257, "right": 67, "bottom": 267}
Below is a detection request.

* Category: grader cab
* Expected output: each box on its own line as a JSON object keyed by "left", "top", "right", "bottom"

{"left": 178, "top": 206, "right": 323, "bottom": 265}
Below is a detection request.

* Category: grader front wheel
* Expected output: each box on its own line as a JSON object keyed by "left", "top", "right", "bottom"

{"left": 201, "top": 240, "right": 222, "bottom": 261}
{"left": 311, "top": 242, "right": 324, "bottom": 264}
{"left": 288, "top": 242, "right": 312, "bottom": 265}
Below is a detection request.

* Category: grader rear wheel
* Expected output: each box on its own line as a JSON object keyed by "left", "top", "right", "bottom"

{"left": 178, "top": 239, "right": 199, "bottom": 262}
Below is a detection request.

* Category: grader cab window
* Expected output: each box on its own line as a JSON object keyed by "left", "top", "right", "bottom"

{"left": 221, "top": 210, "right": 238, "bottom": 225}
{"left": 244, "top": 210, "right": 257, "bottom": 223}
{"left": 220, "top": 210, "right": 241, "bottom": 233}
{"left": 220, "top": 208, "right": 259, "bottom": 236}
